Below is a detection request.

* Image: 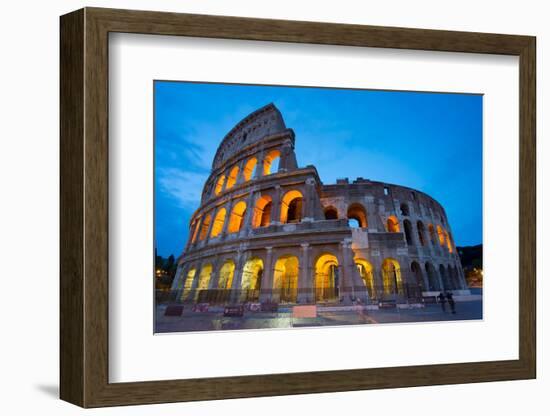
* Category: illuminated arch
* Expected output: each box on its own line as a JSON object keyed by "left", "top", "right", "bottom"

{"left": 315, "top": 253, "right": 339, "bottom": 301}
{"left": 182, "top": 268, "right": 196, "bottom": 300}
{"left": 280, "top": 190, "right": 303, "bottom": 224}
{"left": 324, "top": 206, "right": 338, "bottom": 220}
{"left": 252, "top": 195, "right": 273, "bottom": 228}
{"left": 437, "top": 225, "right": 445, "bottom": 246}
{"left": 273, "top": 255, "right": 299, "bottom": 303}
{"left": 355, "top": 258, "right": 374, "bottom": 298}
{"left": 387, "top": 215, "right": 400, "bottom": 233}
{"left": 228, "top": 201, "right": 247, "bottom": 233}
{"left": 243, "top": 157, "right": 257, "bottom": 181}
{"left": 241, "top": 258, "right": 264, "bottom": 291}
{"left": 347, "top": 203, "right": 368, "bottom": 228}
{"left": 445, "top": 231, "right": 453, "bottom": 253}
{"left": 263, "top": 149, "right": 281, "bottom": 175}
{"left": 210, "top": 208, "right": 226, "bottom": 238}
{"left": 198, "top": 213, "right": 212, "bottom": 241}
{"left": 217, "top": 260, "right": 235, "bottom": 289}
{"left": 428, "top": 224, "right": 436, "bottom": 245}
{"left": 403, "top": 219, "right": 414, "bottom": 245}
{"left": 214, "top": 175, "right": 226, "bottom": 195}
{"left": 225, "top": 165, "right": 240, "bottom": 190}
{"left": 382, "top": 258, "right": 402, "bottom": 295}
{"left": 191, "top": 218, "right": 201, "bottom": 243}
{"left": 197, "top": 264, "right": 213, "bottom": 291}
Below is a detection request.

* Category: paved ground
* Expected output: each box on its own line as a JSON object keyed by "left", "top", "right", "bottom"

{"left": 155, "top": 299, "right": 483, "bottom": 333}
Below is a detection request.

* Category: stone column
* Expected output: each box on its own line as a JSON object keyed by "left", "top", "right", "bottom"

{"left": 241, "top": 190, "right": 256, "bottom": 236}
{"left": 271, "top": 185, "right": 282, "bottom": 225}
{"left": 297, "top": 243, "right": 312, "bottom": 304}
{"left": 170, "top": 263, "right": 185, "bottom": 291}
{"left": 260, "top": 247, "right": 274, "bottom": 303}
{"left": 208, "top": 257, "right": 223, "bottom": 290}
{"left": 303, "top": 178, "right": 316, "bottom": 222}
{"left": 230, "top": 250, "right": 247, "bottom": 302}
{"left": 255, "top": 151, "right": 265, "bottom": 179}
{"left": 235, "top": 159, "right": 246, "bottom": 185}
{"left": 189, "top": 261, "right": 203, "bottom": 302}
{"left": 221, "top": 199, "right": 234, "bottom": 237}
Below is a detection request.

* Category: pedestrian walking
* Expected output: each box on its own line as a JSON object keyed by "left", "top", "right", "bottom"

{"left": 438, "top": 292, "right": 446, "bottom": 312}
{"left": 446, "top": 292, "right": 456, "bottom": 314}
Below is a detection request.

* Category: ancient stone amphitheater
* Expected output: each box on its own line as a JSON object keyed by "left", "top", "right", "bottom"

{"left": 170, "top": 103, "right": 470, "bottom": 305}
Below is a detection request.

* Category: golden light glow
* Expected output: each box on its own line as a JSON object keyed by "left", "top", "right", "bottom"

{"left": 225, "top": 165, "right": 239, "bottom": 190}
{"left": 191, "top": 218, "right": 201, "bottom": 243}
{"left": 241, "top": 257, "right": 264, "bottom": 290}
{"left": 280, "top": 189, "right": 303, "bottom": 224}
{"left": 428, "top": 223, "right": 436, "bottom": 244}
{"left": 273, "top": 255, "right": 299, "bottom": 302}
{"left": 217, "top": 260, "right": 235, "bottom": 289}
{"left": 198, "top": 214, "right": 212, "bottom": 241}
{"left": 263, "top": 149, "right": 281, "bottom": 175}
{"left": 437, "top": 225, "right": 445, "bottom": 246}
{"left": 387, "top": 215, "right": 400, "bottom": 232}
{"left": 252, "top": 195, "right": 272, "bottom": 228}
{"left": 210, "top": 208, "right": 226, "bottom": 238}
{"left": 228, "top": 201, "right": 247, "bottom": 233}
{"left": 347, "top": 203, "right": 368, "bottom": 228}
{"left": 355, "top": 258, "right": 374, "bottom": 296}
{"left": 182, "top": 269, "right": 196, "bottom": 299}
{"left": 197, "top": 264, "right": 212, "bottom": 290}
{"left": 382, "top": 258, "right": 402, "bottom": 295}
{"left": 315, "top": 253, "right": 339, "bottom": 301}
{"left": 243, "top": 157, "right": 257, "bottom": 181}
{"left": 445, "top": 230, "right": 453, "bottom": 253}
{"left": 214, "top": 175, "right": 226, "bottom": 195}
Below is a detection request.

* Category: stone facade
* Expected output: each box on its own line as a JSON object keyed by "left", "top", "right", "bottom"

{"left": 171, "top": 103, "right": 470, "bottom": 305}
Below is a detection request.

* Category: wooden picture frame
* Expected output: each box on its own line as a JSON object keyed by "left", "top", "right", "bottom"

{"left": 60, "top": 7, "right": 536, "bottom": 408}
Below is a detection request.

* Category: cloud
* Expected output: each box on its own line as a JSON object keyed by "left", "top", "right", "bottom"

{"left": 157, "top": 168, "right": 208, "bottom": 208}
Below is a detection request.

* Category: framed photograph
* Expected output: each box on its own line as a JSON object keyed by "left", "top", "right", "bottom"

{"left": 60, "top": 7, "right": 536, "bottom": 408}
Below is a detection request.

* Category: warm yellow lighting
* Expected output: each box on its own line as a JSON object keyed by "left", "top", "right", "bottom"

{"left": 263, "top": 149, "right": 281, "bottom": 175}
{"left": 228, "top": 201, "right": 247, "bottom": 233}
{"left": 437, "top": 225, "right": 445, "bottom": 246}
{"left": 280, "top": 189, "right": 303, "bottom": 224}
{"left": 347, "top": 203, "right": 368, "bottom": 228}
{"left": 273, "top": 255, "right": 299, "bottom": 302}
{"left": 217, "top": 260, "right": 235, "bottom": 289}
{"left": 252, "top": 195, "right": 272, "bottom": 228}
{"left": 355, "top": 258, "right": 374, "bottom": 296}
{"left": 199, "top": 213, "right": 212, "bottom": 241}
{"left": 241, "top": 258, "right": 264, "bottom": 290}
{"left": 382, "top": 258, "right": 402, "bottom": 295}
{"left": 197, "top": 264, "right": 212, "bottom": 290}
{"left": 387, "top": 215, "right": 400, "bottom": 233}
{"left": 214, "top": 175, "right": 226, "bottom": 195}
{"left": 210, "top": 208, "right": 226, "bottom": 238}
{"left": 225, "top": 165, "right": 239, "bottom": 190}
{"left": 182, "top": 269, "right": 196, "bottom": 299}
{"left": 243, "top": 157, "right": 257, "bottom": 181}
{"left": 315, "top": 253, "right": 339, "bottom": 301}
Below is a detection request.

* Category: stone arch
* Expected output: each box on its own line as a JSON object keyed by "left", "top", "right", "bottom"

{"left": 382, "top": 258, "right": 403, "bottom": 295}
{"left": 263, "top": 149, "right": 281, "bottom": 175}
{"left": 428, "top": 223, "right": 436, "bottom": 245}
{"left": 417, "top": 221, "right": 426, "bottom": 246}
{"left": 347, "top": 203, "right": 368, "bottom": 228}
{"left": 314, "top": 253, "right": 339, "bottom": 301}
{"left": 425, "top": 262, "right": 440, "bottom": 291}
{"left": 210, "top": 208, "right": 226, "bottom": 238}
{"left": 387, "top": 215, "right": 400, "bottom": 233}
{"left": 445, "top": 231, "right": 453, "bottom": 253}
{"left": 198, "top": 213, "right": 212, "bottom": 241}
{"left": 182, "top": 268, "right": 196, "bottom": 300}
{"left": 410, "top": 261, "right": 424, "bottom": 290}
{"left": 400, "top": 202, "right": 410, "bottom": 216}
{"left": 403, "top": 219, "right": 414, "bottom": 245}
{"left": 280, "top": 190, "right": 303, "bottom": 224}
{"left": 214, "top": 174, "right": 226, "bottom": 195}
{"left": 197, "top": 264, "right": 213, "bottom": 291}
{"left": 252, "top": 195, "right": 272, "bottom": 228}
{"left": 228, "top": 201, "right": 247, "bottom": 233}
{"left": 217, "top": 259, "right": 235, "bottom": 289}
{"left": 191, "top": 218, "right": 201, "bottom": 243}
{"left": 324, "top": 206, "right": 338, "bottom": 220}
{"left": 241, "top": 257, "right": 264, "bottom": 291}
{"left": 243, "top": 157, "right": 257, "bottom": 181}
{"left": 355, "top": 258, "right": 375, "bottom": 298}
{"left": 437, "top": 225, "right": 445, "bottom": 246}
{"left": 273, "top": 255, "right": 299, "bottom": 303}
{"left": 225, "top": 165, "right": 240, "bottom": 189}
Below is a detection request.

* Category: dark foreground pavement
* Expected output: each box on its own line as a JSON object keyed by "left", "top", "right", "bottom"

{"left": 155, "top": 300, "right": 482, "bottom": 333}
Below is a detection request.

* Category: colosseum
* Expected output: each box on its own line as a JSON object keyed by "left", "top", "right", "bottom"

{"left": 170, "top": 103, "right": 470, "bottom": 307}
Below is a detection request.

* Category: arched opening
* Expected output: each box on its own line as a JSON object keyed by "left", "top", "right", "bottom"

{"left": 217, "top": 260, "right": 235, "bottom": 289}
{"left": 228, "top": 201, "right": 247, "bottom": 233}
{"left": 225, "top": 165, "right": 240, "bottom": 189}
{"left": 355, "top": 259, "right": 375, "bottom": 298}
{"left": 210, "top": 208, "right": 226, "bottom": 238}
{"left": 198, "top": 214, "right": 212, "bottom": 241}
{"left": 252, "top": 195, "right": 272, "bottom": 228}
{"left": 347, "top": 203, "right": 368, "bottom": 228}
{"left": 324, "top": 206, "right": 338, "bottom": 220}
{"left": 400, "top": 203, "right": 410, "bottom": 216}
{"left": 428, "top": 224, "right": 436, "bottom": 245}
{"left": 197, "top": 264, "right": 212, "bottom": 291}
{"left": 382, "top": 258, "right": 402, "bottom": 295}
{"left": 411, "top": 261, "right": 424, "bottom": 292}
{"left": 182, "top": 268, "right": 196, "bottom": 300}
{"left": 315, "top": 253, "right": 339, "bottom": 301}
{"left": 403, "top": 219, "right": 414, "bottom": 245}
{"left": 437, "top": 225, "right": 445, "bottom": 246}
{"left": 273, "top": 255, "right": 299, "bottom": 303}
{"left": 214, "top": 175, "right": 226, "bottom": 195}
{"left": 445, "top": 231, "right": 453, "bottom": 253}
{"left": 425, "top": 262, "right": 440, "bottom": 291}
{"left": 263, "top": 149, "right": 281, "bottom": 175}
{"left": 191, "top": 218, "right": 201, "bottom": 243}
{"left": 417, "top": 221, "right": 426, "bottom": 246}
{"left": 387, "top": 215, "right": 400, "bottom": 232}
{"left": 241, "top": 258, "right": 264, "bottom": 301}
{"left": 439, "top": 264, "right": 452, "bottom": 290}
{"left": 280, "top": 190, "right": 303, "bottom": 224}
{"left": 242, "top": 157, "right": 257, "bottom": 181}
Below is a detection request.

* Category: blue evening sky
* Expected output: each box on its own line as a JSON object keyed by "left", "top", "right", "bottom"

{"left": 154, "top": 81, "right": 482, "bottom": 258}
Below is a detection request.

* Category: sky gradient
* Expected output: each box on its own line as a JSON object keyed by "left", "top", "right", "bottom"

{"left": 154, "top": 81, "right": 482, "bottom": 257}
